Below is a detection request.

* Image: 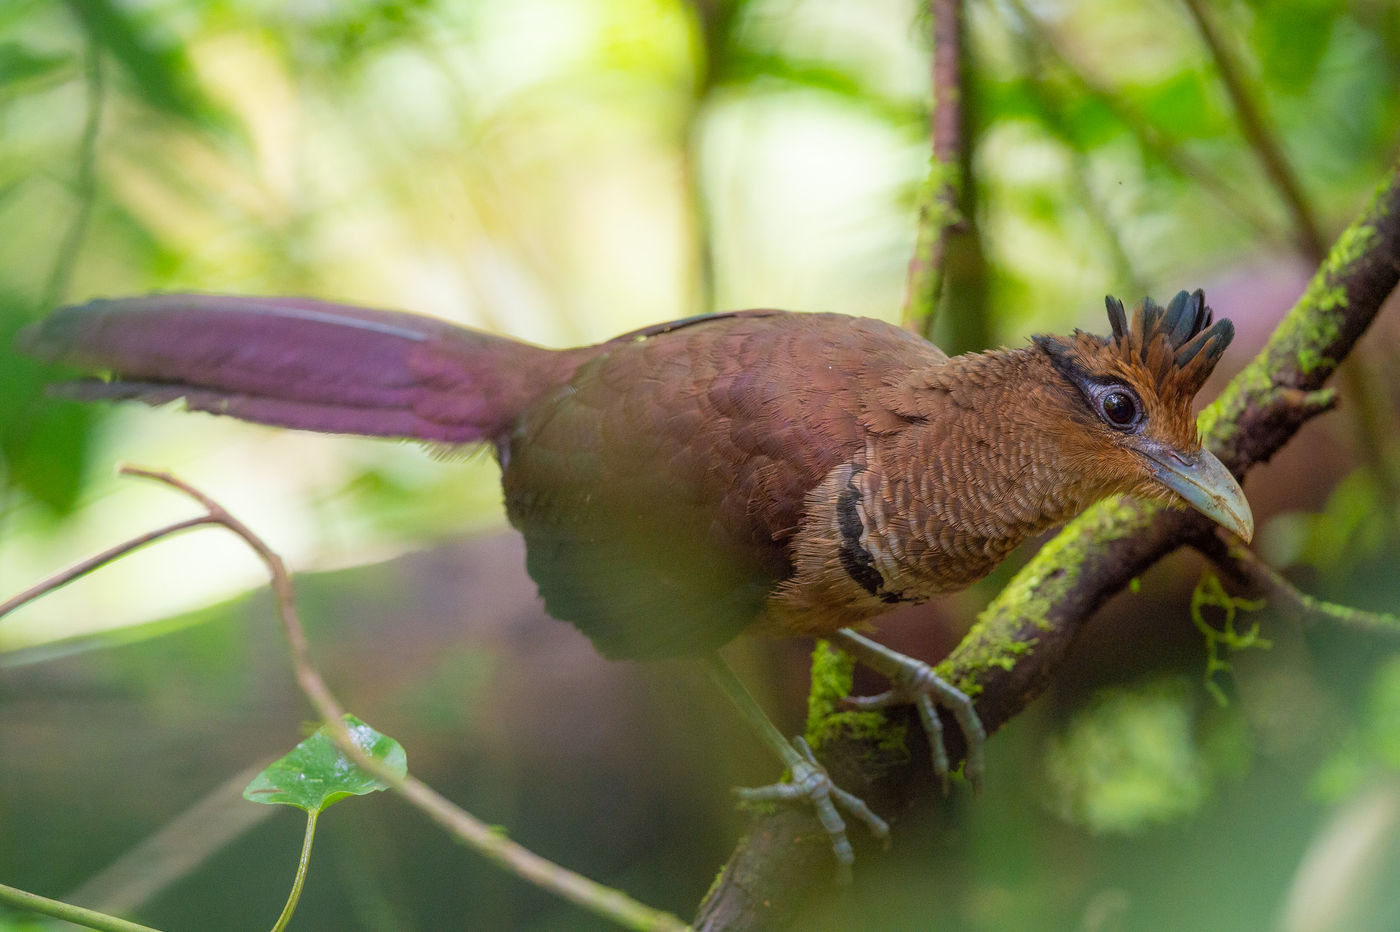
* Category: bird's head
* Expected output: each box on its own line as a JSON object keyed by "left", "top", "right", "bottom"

{"left": 1031, "top": 289, "right": 1253, "bottom": 541}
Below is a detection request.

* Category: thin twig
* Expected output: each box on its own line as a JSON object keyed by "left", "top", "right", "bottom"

{"left": 1, "top": 467, "right": 688, "bottom": 931}
{"left": 1197, "top": 534, "right": 1400, "bottom": 636}
{"left": 1178, "top": 0, "right": 1326, "bottom": 262}
{"left": 903, "top": 0, "right": 964, "bottom": 339}
{"left": 682, "top": 120, "right": 717, "bottom": 315}
{"left": 111, "top": 467, "right": 691, "bottom": 932}
{"left": 683, "top": 0, "right": 726, "bottom": 315}
{"left": 0, "top": 516, "right": 215, "bottom": 618}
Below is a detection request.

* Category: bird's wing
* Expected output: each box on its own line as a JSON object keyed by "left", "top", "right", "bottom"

{"left": 501, "top": 311, "right": 945, "bottom": 659}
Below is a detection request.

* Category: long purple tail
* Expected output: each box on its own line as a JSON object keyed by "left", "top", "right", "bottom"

{"left": 17, "top": 294, "right": 594, "bottom": 445}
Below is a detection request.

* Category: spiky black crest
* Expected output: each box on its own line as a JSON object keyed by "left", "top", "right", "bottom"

{"left": 1108, "top": 289, "right": 1232, "bottom": 372}
{"left": 1034, "top": 289, "right": 1234, "bottom": 407}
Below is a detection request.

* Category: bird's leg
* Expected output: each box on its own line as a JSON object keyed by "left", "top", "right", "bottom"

{"left": 828, "top": 628, "right": 986, "bottom": 795}
{"left": 702, "top": 653, "right": 890, "bottom": 880}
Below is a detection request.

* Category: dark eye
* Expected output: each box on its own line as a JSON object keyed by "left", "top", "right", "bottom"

{"left": 1101, "top": 390, "right": 1139, "bottom": 428}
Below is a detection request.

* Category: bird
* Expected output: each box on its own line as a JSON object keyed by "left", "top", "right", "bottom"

{"left": 17, "top": 288, "right": 1252, "bottom": 874}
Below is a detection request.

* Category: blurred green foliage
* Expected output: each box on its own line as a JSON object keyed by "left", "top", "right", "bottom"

{"left": 1, "top": 0, "right": 1399, "bottom": 929}
{"left": 1043, "top": 677, "right": 1233, "bottom": 834}
{"left": 0, "top": 292, "right": 93, "bottom": 514}
{"left": 1316, "top": 653, "right": 1400, "bottom": 801}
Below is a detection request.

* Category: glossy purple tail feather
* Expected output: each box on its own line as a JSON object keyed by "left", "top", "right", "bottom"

{"left": 17, "top": 294, "right": 593, "bottom": 445}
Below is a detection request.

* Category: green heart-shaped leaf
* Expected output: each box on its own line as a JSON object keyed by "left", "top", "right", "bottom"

{"left": 244, "top": 715, "right": 407, "bottom": 813}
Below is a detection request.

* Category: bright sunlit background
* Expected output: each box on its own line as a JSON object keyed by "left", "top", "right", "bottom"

{"left": 2, "top": 0, "right": 1399, "bottom": 929}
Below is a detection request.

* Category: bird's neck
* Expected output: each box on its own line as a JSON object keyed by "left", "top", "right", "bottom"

{"left": 878, "top": 346, "right": 1104, "bottom": 592}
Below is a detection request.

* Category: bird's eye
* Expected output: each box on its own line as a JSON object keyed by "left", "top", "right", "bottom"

{"left": 1100, "top": 390, "right": 1139, "bottom": 428}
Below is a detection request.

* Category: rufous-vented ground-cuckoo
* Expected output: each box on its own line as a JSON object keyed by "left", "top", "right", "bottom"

{"left": 18, "top": 289, "right": 1252, "bottom": 873}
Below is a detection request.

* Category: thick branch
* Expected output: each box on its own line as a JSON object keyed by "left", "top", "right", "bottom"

{"left": 697, "top": 160, "right": 1400, "bottom": 929}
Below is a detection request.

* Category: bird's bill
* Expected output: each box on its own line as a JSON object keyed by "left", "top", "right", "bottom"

{"left": 1140, "top": 443, "right": 1254, "bottom": 542}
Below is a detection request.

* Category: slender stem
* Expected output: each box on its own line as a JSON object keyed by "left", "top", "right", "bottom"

{"left": 703, "top": 654, "right": 802, "bottom": 769}
{"left": 0, "top": 516, "right": 215, "bottom": 618}
{"left": 683, "top": 115, "right": 717, "bottom": 316}
{"left": 0, "top": 882, "right": 162, "bottom": 932}
{"left": 682, "top": 4, "right": 718, "bottom": 318}
{"left": 1178, "top": 0, "right": 1326, "bottom": 261}
{"left": 269, "top": 810, "right": 318, "bottom": 932}
{"left": 687, "top": 0, "right": 738, "bottom": 316}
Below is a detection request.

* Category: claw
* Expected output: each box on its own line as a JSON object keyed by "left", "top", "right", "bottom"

{"left": 704, "top": 654, "right": 891, "bottom": 877}
{"left": 915, "top": 693, "right": 951, "bottom": 795}
{"left": 734, "top": 736, "right": 890, "bottom": 881}
{"left": 832, "top": 629, "right": 987, "bottom": 795}
{"left": 792, "top": 737, "right": 891, "bottom": 850}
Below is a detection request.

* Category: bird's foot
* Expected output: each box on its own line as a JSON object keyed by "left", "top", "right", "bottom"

{"left": 734, "top": 736, "right": 890, "bottom": 883}
{"left": 833, "top": 630, "right": 986, "bottom": 795}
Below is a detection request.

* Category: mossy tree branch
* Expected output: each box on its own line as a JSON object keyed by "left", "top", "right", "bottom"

{"left": 696, "top": 158, "right": 1400, "bottom": 931}
{"left": 1178, "top": 0, "right": 1400, "bottom": 527}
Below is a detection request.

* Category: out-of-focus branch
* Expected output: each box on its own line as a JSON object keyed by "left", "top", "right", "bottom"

{"left": 903, "top": 0, "right": 965, "bottom": 340}
{"left": 1001, "top": 0, "right": 1286, "bottom": 248}
{"left": 64, "top": 763, "right": 277, "bottom": 919}
{"left": 1197, "top": 533, "right": 1400, "bottom": 637}
{"left": 683, "top": 0, "right": 733, "bottom": 315}
{"left": 697, "top": 158, "right": 1400, "bottom": 930}
{"left": 1177, "top": 0, "right": 1400, "bottom": 539}
{"left": 1002, "top": 9, "right": 1144, "bottom": 295}
{"left": 1179, "top": 0, "right": 1326, "bottom": 262}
